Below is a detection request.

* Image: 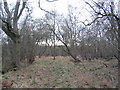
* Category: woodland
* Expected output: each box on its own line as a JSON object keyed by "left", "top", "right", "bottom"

{"left": 0, "top": 0, "right": 119, "bottom": 88}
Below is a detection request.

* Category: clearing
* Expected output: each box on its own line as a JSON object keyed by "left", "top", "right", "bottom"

{"left": 1, "top": 56, "right": 118, "bottom": 88}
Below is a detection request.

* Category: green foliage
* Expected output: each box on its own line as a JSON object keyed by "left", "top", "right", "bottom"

{"left": 1, "top": 68, "right": 9, "bottom": 74}
{"left": 31, "top": 78, "right": 37, "bottom": 84}
{"left": 2, "top": 75, "right": 8, "bottom": 79}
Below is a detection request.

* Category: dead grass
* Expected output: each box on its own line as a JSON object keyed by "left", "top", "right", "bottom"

{"left": 2, "top": 56, "right": 118, "bottom": 88}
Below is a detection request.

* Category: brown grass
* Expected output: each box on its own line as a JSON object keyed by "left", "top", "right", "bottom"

{"left": 2, "top": 56, "right": 118, "bottom": 88}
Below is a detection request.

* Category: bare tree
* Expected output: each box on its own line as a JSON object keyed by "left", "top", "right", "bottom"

{"left": 0, "top": 0, "right": 27, "bottom": 67}
{"left": 82, "top": 0, "right": 120, "bottom": 61}
{"left": 46, "top": 20, "right": 81, "bottom": 62}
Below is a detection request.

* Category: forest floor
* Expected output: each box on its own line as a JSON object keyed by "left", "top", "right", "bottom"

{"left": 1, "top": 56, "right": 118, "bottom": 88}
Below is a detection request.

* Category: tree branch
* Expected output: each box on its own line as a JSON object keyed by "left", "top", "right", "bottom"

{"left": 47, "top": 24, "right": 81, "bottom": 62}
{"left": 17, "top": 1, "right": 27, "bottom": 20}
{"left": 14, "top": 0, "right": 21, "bottom": 18}
{"left": 38, "top": 0, "right": 54, "bottom": 15}
{"left": 3, "top": 0, "right": 10, "bottom": 18}
{"left": 83, "top": 1, "right": 119, "bottom": 26}
{"left": 2, "top": 23, "right": 17, "bottom": 42}
{"left": 84, "top": 1, "right": 98, "bottom": 14}
{"left": 91, "top": 0, "right": 111, "bottom": 21}
{"left": 46, "top": 0, "right": 58, "bottom": 2}
{"left": 65, "top": 19, "right": 72, "bottom": 32}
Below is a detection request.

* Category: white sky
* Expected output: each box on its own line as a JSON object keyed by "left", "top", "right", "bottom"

{"left": 28, "top": 0, "right": 120, "bottom": 20}
{"left": 29, "top": 0, "right": 88, "bottom": 20}
{"left": 1, "top": 0, "right": 120, "bottom": 20}
{"left": 3, "top": 0, "right": 90, "bottom": 21}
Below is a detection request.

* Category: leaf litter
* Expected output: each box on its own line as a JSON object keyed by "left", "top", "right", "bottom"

{"left": 2, "top": 56, "right": 118, "bottom": 88}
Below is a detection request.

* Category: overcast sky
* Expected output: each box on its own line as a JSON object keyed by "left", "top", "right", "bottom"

{"left": 1, "top": 0, "right": 120, "bottom": 20}
{"left": 28, "top": 0, "right": 90, "bottom": 21}
{"left": 3, "top": 0, "right": 91, "bottom": 21}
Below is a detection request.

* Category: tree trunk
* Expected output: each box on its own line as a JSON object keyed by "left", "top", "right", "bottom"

{"left": 14, "top": 38, "right": 20, "bottom": 68}
{"left": 53, "top": 38, "right": 56, "bottom": 60}
{"left": 117, "top": 21, "right": 120, "bottom": 53}
{"left": 118, "top": 20, "right": 120, "bottom": 90}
